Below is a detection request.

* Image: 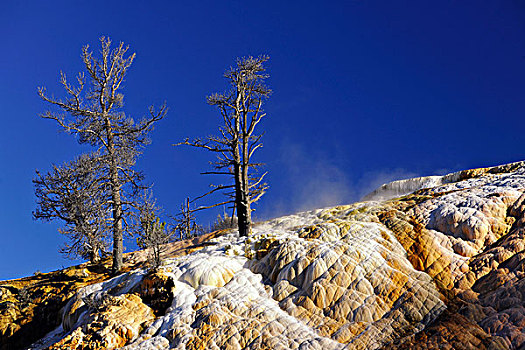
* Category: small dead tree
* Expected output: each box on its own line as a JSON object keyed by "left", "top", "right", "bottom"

{"left": 174, "top": 197, "right": 203, "bottom": 240}
{"left": 209, "top": 211, "right": 238, "bottom": 233}
{"left": 33, "top": 153, "right": 109, "bottom": 264}
{"left": 38, "top": 37, "right": 167, "bottom": 273}
{"left": 136, "top": 193, "right": 173, "bottom": 269}
{"left": 177, "top": 56, "right": 271, "bottom": 236}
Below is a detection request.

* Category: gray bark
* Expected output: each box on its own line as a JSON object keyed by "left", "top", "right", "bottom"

{"left": 177, "top": 56, "right": 270, "bottom": 237}
{"left": 38, "top": 37, "right": 166, "bottom": 273}
{"left": 33, "top": 153, "right": 109, "bottom": 264}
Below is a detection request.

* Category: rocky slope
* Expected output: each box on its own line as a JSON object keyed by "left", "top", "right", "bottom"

{"left": 1, "top": 161, "right": 524, "bottom": 349}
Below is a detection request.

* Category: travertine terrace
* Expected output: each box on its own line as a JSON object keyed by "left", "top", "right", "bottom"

{"left": 2, "top": 161, "right": 524, "bottom": 349}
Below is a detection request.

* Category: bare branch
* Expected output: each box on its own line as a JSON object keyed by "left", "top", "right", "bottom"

{"left": 192, "top": 184, "right": 235, "bottom": 202}
{"left": 37, "top": 37, "right": 166, "bottom": 273}
{"left": 201, "top": 171, "right": 232, "bottom": 175}
{"left": 192, "top": 200, "right": 234, "bottom": 212}
{"left": 176, "top": 55, "right": 270, "bottom": 237}
{"left": 175, "top": 138, "right": 230, "bottom": 153}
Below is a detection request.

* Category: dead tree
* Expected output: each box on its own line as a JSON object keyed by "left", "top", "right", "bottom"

{"left": 38, "top": 37, "right": 167, "bottom": 273}
{"left": 33, "top": 153, "right": 109, "bottom": 264}
{"left": 208, "top": 210, "right": 238, "bottom": 233}
{"left": 174, "top": 197, "right": 203, "bottom": 240}
{"left": 178, "top": 56, "right": 270, "bottom": 236}
{"left": 135, "top": 192, "right": 173, "bottom": 269}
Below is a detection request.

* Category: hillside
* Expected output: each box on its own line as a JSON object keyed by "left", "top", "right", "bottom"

{"left": 1, "top": 161, "right": 525, "bottom": 349}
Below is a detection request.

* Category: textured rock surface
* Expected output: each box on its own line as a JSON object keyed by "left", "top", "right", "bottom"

{"left": 249, "top": 211, "right": 445, "bottom": 348}
{"left": 0, "top": 231, "right": 224, "bottom": 350}
{"left": 0, "top": 265, "right": 111, "bottom": 350}
{"left": 3, "top": 161, "right": 524, "bottom": 349}
{"left": 50, "top": 293, "right": 154, "bottom": 349}
{"left": 379, "top": 162, "right": 525, "bottom": 349}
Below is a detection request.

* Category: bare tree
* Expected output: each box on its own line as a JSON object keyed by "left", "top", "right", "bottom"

{"left": 38, "top": 37, "right": 167, "bottom": 273}
{"left": 33, "top": 153, "right": 109, "bottom": 264}
{"left": 208, "top": 211, "right": 238, "bottom": 233}
{"left": 174, "top": 197, "right": 203, "bottom": 240}
{"left": 178, "top": 56, "right": 270, "bottom": 236}
{"left": 135, "top": 192, "right": 174, "bottom": 269}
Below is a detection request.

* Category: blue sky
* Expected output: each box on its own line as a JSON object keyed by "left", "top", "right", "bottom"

{"left": 1, "top": 1, "right": 524, "bottom": 280}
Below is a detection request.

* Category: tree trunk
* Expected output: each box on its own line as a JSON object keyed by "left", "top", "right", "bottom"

{"left": 239, "top": 196, "right": 251, "bottom": 236}
{"left": 233, "top": 148, "right": 250, "bottom": 237}
{"left": 241, "top": 120, "right": 252, "bottom": 236}
{"left": 185, "top": 197, "right": 190, "bottom": 239}
{"left": 89, "top": 246, "right": 100, "bottom": 264}
{"left": 110, "top": 160, "right": 123, "bottom": 274}
{"left": 234, "top": 161, "right": 248, "bottom": 236}
{"left": 105, "top": 117, "right": 124, "bottom": 274}
{"left": 235, "top": 165, "right": 251, "bottom": 236}
{"left": 240, "top": 165, "right": 251, "bottom": 236}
